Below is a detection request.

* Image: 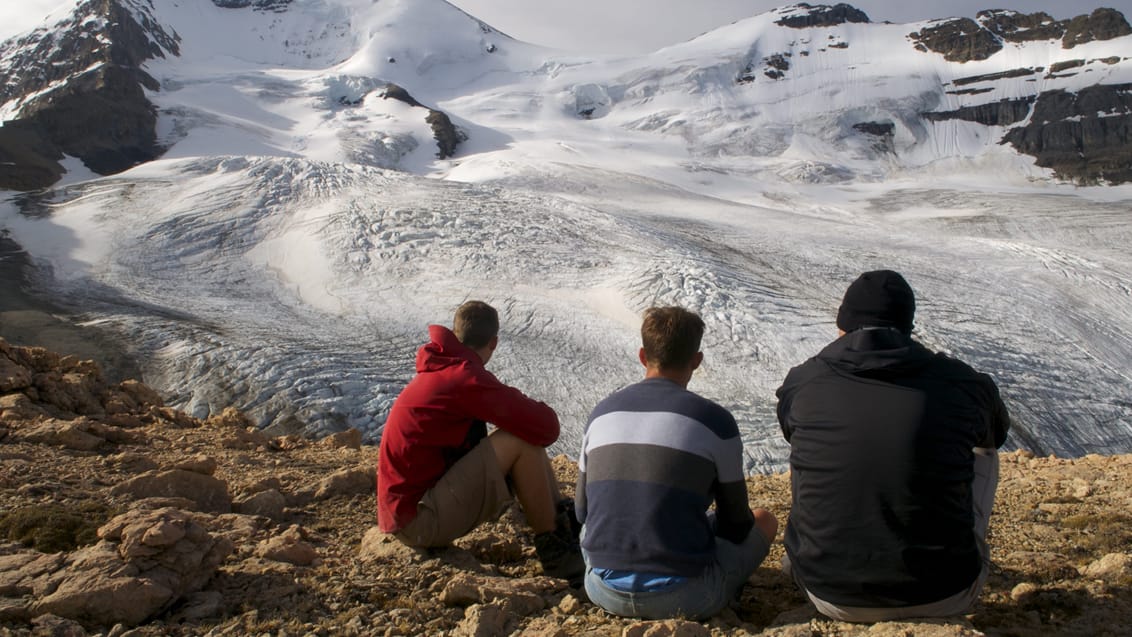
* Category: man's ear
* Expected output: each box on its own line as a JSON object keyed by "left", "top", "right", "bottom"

{"left": 638, "top": 347, "right": 649, "bottom": 368}
{"left": 691, "top": 351, "right": 704, "bottom": 371}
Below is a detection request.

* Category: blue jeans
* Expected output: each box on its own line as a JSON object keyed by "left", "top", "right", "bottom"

{"left": 581, "top": 524, "right": 771, "bottom": 620}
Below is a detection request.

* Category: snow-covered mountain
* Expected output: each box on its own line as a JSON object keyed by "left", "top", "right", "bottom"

{"left": 2, "top": 1, "right": 1131, "bottom": 471}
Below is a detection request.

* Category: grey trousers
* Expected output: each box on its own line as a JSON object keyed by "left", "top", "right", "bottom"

{"left": 794, "top": 448, "right": 1000, "bottom": 623}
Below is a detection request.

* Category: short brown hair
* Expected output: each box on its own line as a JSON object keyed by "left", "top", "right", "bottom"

{"left": 641, "top": 306, "right": 704, "bottom": 370}
{"left": 453, "top": 300, "right": 499, "bottom": 349}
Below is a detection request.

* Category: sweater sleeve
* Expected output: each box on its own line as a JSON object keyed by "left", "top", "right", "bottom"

{"left": 713, "top": 428, "right": 755, "bottom": 543}
{"left": 461, "top": 366, "right": 560, "bottom": 447}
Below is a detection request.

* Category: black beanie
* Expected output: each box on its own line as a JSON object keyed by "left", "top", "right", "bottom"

{"left": 836, "top": 270, "right": 916, "bottom": 334}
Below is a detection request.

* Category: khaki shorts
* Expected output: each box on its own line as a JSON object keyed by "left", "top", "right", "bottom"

{"left": 395, "top": 438, "right": 513, "bottom": 547}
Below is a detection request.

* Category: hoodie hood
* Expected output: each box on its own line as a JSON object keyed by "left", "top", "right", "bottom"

{"left": 415, "top": 324, "right": 482, "bottom": 374}
{"left": 818, "top": 326, "right": 934, "bottom": 375}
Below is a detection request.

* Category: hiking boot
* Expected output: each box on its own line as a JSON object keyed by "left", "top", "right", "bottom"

{"left": 534, "top": 527, "right": 584, "bottom": 584}
{"left": 555, "top": 498, "right": 582, "bottom": 540}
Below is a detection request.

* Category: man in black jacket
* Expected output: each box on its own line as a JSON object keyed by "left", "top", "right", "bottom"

{"left": 777, "top": 270, "right": 1010, "bottom": 622}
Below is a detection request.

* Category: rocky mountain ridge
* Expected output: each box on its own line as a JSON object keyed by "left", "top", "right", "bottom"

{"left": 1, "top": 2, "right": 1131, "bottom": 189}
{"left": 2, "top": 338, "right": 1130, "bottom": 636}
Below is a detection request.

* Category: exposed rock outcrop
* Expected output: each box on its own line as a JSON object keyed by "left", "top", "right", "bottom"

{"left": 1062, "top": 8, "right": 1132, "bottom": 49}
{"left": 774, "top": 3, "right": 870, "bottom": 29}
{"left": 0, "top": 0, "right": 180, "bottom": 190}
{"left": 1001, "top": 83, "right": 1132, "bottom": 184}
{"left": 381, "top": 83, "right": 467, "bottom": 159}
{"left": 911, "top": 9, "right": 1132, "bottom": 62}
{"left": 923, "top": 97, "right": 1036, "bottom": 127}
{"left": 908, "top": 17, "right": 1004, "bottom": 63}
{"left": 977, "top": 9, "right": 1067, "bottom": 43}
{"left": 211, "top": 0, "right": 293, "bottom": 11}
{"left": 27, "top": 508, "right": 233, "bottom": 627}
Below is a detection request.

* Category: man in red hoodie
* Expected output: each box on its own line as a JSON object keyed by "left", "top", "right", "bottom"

{"left": 377, "top": 300, "right": 583, "bottom": 580}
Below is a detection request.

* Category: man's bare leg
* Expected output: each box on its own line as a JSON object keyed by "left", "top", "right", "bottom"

{"left": 489, "top": 429, "right": 557, "bottom": 534}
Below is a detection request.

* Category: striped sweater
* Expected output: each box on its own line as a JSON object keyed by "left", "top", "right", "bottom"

{"left": 577, "top": 377, "right": 754, "bottom": 576}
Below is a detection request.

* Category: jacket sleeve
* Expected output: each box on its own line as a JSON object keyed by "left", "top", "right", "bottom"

{"left": 461, "top": 366, "right": 560, "bottom": 446}
{"left": 985, "top": 377, "right": 1010, "bottom": 449}
{"left": 776, "top": 373, "right": 798, "bottom": 442}
{"left": 714, "top": 480, "right": 755, "bottom": 543}
{"left": 713, "top": 429, "right": 755, "bottom": 543}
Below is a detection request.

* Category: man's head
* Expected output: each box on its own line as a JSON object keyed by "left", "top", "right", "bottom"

{"left": 836, "top": 270, "right": 916, "bottom": 335}
{"left": 454, "top": 300, "right": 499, "bottom": 361}
{"left": 639, "top": 306, "right": 705, "bottom": 383}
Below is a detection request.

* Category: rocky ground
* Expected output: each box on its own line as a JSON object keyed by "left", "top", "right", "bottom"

{"left": 1, "top": 337, "right": 1131, "bottom": 637}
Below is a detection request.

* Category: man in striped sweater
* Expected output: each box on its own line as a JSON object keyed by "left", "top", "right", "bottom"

{"left": 577, "top": 306, "right": 778, "bottom": 620}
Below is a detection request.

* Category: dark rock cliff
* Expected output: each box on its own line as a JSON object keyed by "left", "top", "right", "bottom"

{"left": 977, "top": 10, "right": 1067, "bottom": 43}
{"left": 381, "top": 84, "right": 466, "bottom": 159}
{"left": 908, "top": 18, "right": 1004, "bottom": 62}
{"left": 1001, "top": 83, "right": 1132, "bottom": 184}
{"left": 911, "top": 9, "right": 1131, "bottom": 62}
{"left": 1062, "top": 8, "right": 1132, "bottom": 49}
{"left": 0, "top": 0, "right": 179, "bottom": 190}
{"left": 775, "top": 3, "right": 870, "bottom": 28}
{"left": 923, "top": 97, "right": 1036, "bottom": 127}
{"left": 211, "top": 0, "right": 293, "bottom": 10}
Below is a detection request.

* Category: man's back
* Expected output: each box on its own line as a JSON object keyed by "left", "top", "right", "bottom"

{"left": 579, "top": 377, "right": 753, "bottom": 576}
{"left": 777, "top": 327, "right": 1009, "bottom": 607}
{"left": 377, "top": 324, "right": 558, "bottom": 533}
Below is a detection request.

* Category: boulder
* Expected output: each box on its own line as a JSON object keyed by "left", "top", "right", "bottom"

{"left": 440, "top": 573, "right": 562, "bottom": 617}
{"left": 16, "top": 419, "right": 105, "bottom": 451}
{"left": 1081, "top": 553, "right": 1132, "bottom": 582}
{"left": 358, "top": 526, "right": 424, "bottom": 563}
{"left": 233, "top": 488, "right": 286, "bottom": 520}
{"left": 110, "top": 469, "right": 232, "bottom": 513}
{"left": 320, "top": 428, "right": 362, "bottom": 450}
{"left": 453, "top": 602, "right": 508, "bottom": 637}
{"left": 307, "top": 465, "right": 373, "bottom": 501}
{"left": 622, "top": 619, "right": 711, "bottom": 637}
{"left": 29, "top": 508, "right": 232, "bottom": 627}
{"left": 0, "top": 343, "right": 33, "bottom": 392}
{"left": 171, "top": 455, "right": 219, "bottom": 476}
{"left": 256, "top": 525, "right": 317, "bottom": 565}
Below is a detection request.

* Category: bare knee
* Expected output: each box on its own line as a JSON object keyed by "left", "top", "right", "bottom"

{"left": 488, "top": 429, "right": 539, "bottom": 475}
{"left": 754, "top": 508, "right": 779, "bottom": 543}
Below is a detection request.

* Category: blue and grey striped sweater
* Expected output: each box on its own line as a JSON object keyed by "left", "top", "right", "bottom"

{"left": 577, "top": 377, "right": 754, "bottom": 577}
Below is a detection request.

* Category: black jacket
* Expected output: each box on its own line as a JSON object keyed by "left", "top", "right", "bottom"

{"left": 777, "top": 327, "right": 1010, "bottom": 607}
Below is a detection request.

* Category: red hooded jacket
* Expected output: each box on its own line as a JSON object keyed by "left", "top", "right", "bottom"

{"left": 377, "top": 325, "right": 560, "bottom": 533}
